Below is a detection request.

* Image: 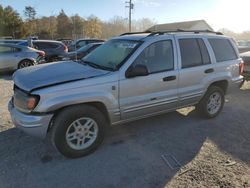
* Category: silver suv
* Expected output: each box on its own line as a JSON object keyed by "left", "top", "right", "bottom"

{"left": 8, "top": 30, "right": 244, "bottom": 158}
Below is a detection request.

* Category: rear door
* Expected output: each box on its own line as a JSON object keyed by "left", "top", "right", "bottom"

{"left": 119, "top": 39, "right": 178, "bottom": 120}
{"left": 176, "top": 36, "right": 214, "bottom": 107}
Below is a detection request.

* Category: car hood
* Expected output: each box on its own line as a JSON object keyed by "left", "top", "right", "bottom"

{"left": 13, "top": 61, "right": 110, "bottom": 92}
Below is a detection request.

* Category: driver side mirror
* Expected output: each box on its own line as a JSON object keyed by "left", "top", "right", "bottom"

{"left": 125, "top": 64, "right": 149, "bottom": 78}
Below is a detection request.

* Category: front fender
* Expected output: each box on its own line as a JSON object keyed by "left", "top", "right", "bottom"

{"left": 33, "top": 90, "right": 119, "bottom": 113}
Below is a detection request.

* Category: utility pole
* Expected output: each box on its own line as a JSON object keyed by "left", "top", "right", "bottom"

{"left": 125, "top": 0, "right": 134, "bottom": 32}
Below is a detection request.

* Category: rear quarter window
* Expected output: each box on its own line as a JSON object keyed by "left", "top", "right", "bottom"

{"left": 208, "top": 38, "right": 237, "bottom": 62}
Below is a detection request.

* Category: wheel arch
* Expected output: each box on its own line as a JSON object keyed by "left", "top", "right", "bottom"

{"left": 208, "top": 80, "right": 229, "bottom": 94}
{"left": 18, "top": 58, "right": 35, "bottom": 68}
{"left": 47, "top": 101, "right": 110, "bottom": 133}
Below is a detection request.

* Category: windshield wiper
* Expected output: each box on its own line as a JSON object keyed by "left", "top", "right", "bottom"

{"left": 80, "top": 60, "right": 114, "bottom": 71}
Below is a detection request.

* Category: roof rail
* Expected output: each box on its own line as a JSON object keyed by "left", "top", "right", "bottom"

{"left": 120, "top": 31, "right": 152, "bottom": 36}
{"left": 120, "top": 29, "right": 223, "bottom": 37}
{"left": 149, "top": 29, "right": 223, "bottom": 36}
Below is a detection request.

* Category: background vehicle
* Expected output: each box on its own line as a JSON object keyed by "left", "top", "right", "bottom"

{"left": 62, "top": 42, "right": 103, "bottom": 61}
{"left": 19, "top": 40, "right": 68, "bottom": 62}
{"left": 68, "top": 39, "right": 105, "bottom": 52}
{"left": 0, "top": 36, "right": 13, "bottom": 39}
{"left": 9, "top": 30, "right": 243, "bottom": 158}
{"left": 238, "top": 40, "right": 250, "bottom": 53}
{"left": 0, "top": 39, "right": 25, "bottom": 44}
{"left": 56, "top": 38, "right": 74, "bottom": 47}
{"left": 240, "top": 51, "right": 250, "bottom": 81}
{"left": 0, "top": 43, "right": 45, "bottom": 71}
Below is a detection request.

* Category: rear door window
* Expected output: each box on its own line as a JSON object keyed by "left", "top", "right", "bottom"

{"left": 179, "top": 38, "right": 211, "bottom": 68}
{"left": 197, "top": 39, "right": 210, "bottom": 64}
{"left": 179, "top": 39, "right": 202, "bottom": 68}
{"left": 208, "top": 38, "right": 237, "bottom": 62}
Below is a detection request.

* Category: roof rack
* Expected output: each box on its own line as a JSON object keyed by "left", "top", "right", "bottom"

{"left": 120, "top": 31, "right": 152, "bottom": 36}
{"left": 120, "top": 29, "right": 223, "bottom": 36}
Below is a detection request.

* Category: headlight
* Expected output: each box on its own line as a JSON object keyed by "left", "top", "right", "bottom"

{"left": 14, "top": 88, "right": 40, "bottom": 112}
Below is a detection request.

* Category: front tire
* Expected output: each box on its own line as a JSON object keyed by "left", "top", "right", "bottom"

{"left": 197, "top": 86, "right": 225, "bottom": 118}
{"left": 51, "top": 105, "right": 106, "bottom": 158}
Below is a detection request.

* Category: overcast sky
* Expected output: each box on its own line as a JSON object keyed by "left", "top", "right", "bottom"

{"left": 1, "top": 0, "right": 250, "bottom": 33}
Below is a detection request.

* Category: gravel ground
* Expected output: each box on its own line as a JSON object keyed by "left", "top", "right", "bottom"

{"left": 0, "top": 72, "right": 250, "bottom": 188}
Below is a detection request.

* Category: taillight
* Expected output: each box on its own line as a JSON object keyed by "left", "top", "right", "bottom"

{"left": 239, "top": 60, "right": 244, "bottom": 75}
{"left": 37, "top": 51, "right": 45, "bottom": 57}
{"left": 64, "top": 45, "right": 68, "bottom": 52}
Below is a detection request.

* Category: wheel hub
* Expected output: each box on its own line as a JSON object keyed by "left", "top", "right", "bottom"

{"left": 65, "top": 117, "right": 98, "bottom": 150}
{"left": 207, "top": 92, "right": 222, "bottom": 115}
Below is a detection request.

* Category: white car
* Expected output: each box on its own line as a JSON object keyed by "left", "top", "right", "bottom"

{"left": 0, "top": 43, "right": 45, "bottom": 71}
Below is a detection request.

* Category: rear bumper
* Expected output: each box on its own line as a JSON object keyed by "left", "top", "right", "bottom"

{"left": 8, "top": 99, "right": 53, "bottom": 139}
{"left": 228, "top": 76, "right": 244, "bottom": 92}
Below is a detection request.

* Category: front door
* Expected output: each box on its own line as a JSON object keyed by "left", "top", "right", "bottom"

{"left": 119, "top": 40, "right": 178, "bottom": 120}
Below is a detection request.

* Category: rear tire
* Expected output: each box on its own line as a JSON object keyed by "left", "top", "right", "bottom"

{"left": 196, "top": 86, "right": 225, "bottom": 118}
{"left": 18, "top": 59, "right": 34, "bottom": 69}
{"left": 51, "top": 105, "right": 106, "bottom": 158}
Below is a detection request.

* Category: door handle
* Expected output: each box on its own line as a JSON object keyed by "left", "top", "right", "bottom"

{"left": 163, "top": 76, "right": 176, "bottom": 82}
{"left": 204, "top": 68, "right": 214, "bottom": 74}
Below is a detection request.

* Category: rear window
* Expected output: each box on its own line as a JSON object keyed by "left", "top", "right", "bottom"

{"left": 208, "top": 38, "right": 237, "bottom": 62}
{"left": 34, "top": 42, "right": 60, "bottom": 49}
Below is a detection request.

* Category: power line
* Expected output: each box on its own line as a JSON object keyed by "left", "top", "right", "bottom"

{"left": 125, "top": 0, "right": 134, "bottom": 32}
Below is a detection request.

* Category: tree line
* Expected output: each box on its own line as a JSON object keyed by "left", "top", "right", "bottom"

{"left": 0, "top": 4, "right": 156, "bottom": 40}
{"left": 1, "top": 4, "right": 250, "bottom": 41}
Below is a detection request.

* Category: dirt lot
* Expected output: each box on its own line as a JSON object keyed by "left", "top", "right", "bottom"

{"left": 0, "top": 72, "right": 250, "bottom": 188}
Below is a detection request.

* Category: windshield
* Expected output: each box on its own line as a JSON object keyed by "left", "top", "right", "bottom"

{"left": 82, "top": 39, "right": 140, "bottom": 70}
